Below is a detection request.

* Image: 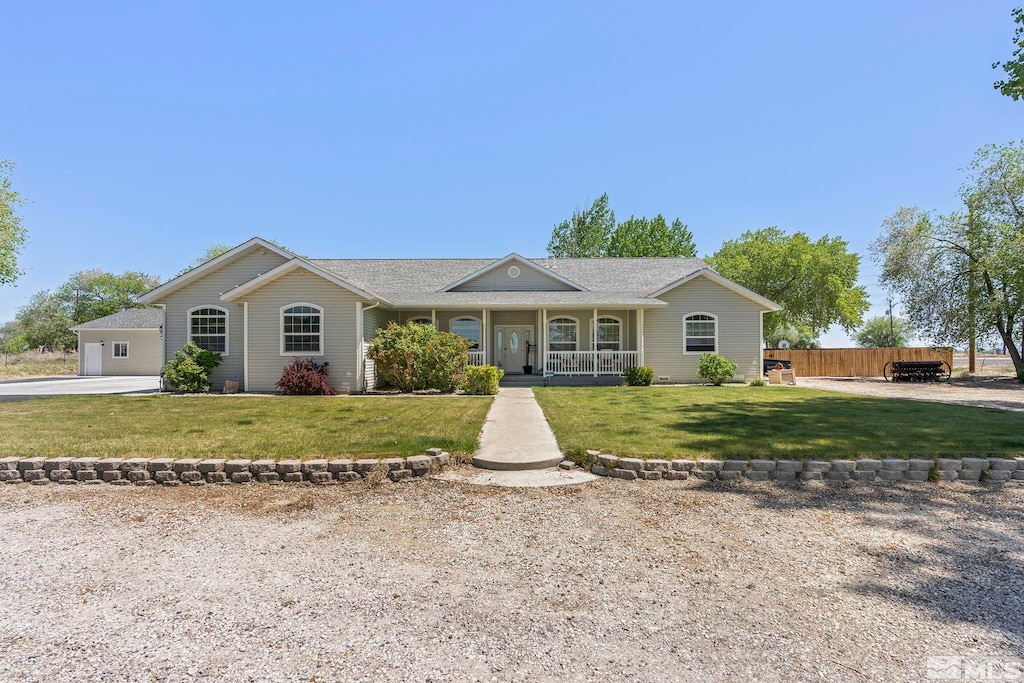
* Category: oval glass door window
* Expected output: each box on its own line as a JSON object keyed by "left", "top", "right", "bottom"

{"left": 509, "top": 332, "right": 519, "bottom": 353}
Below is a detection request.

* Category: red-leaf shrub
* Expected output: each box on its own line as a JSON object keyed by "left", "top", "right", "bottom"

{"left": 276, "top": 358, "right": 336, "bottom": 395}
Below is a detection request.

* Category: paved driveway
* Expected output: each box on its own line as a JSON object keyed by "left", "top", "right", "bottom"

{"left": 0, "top": 376, "right": 160, "bottom": 402}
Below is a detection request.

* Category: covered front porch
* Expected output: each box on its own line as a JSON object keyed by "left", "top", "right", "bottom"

{"left": 392, "top": 307, "right": 648, "bottom": 377}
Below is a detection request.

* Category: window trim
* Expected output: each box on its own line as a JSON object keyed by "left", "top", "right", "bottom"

{"left": 547, "top": 315, "right": 580, "bottom": 352}
{"left": 187, "top": 305, "right": 229, "bottom": 356}
{"left": 683, "top": 312, "right": 718, "bottom": 354}
{"left": 590, "top": 315, "right": 623, "bottom": 352}
{"left": 112, "top": 341, "right": 129, "bottom": 359}
{"left": 280, "top": 302, "right": 325, "bottom": 357}
{"left": 449, "top": 316, "right": 482, "bottom": 350}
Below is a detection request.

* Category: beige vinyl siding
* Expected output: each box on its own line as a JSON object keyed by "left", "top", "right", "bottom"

{"left": 77, "top": 330, "right": 163, "bottom": 375}
{"left": 643, "top": 276, "right": 764, "bottom": 382}
{"left": 451, "top": 259, "right": 577, "bottom": 292}
{"left": 363, "top": 306, "right": 393, "bottom": 341}
{"left": 157, "top": 248, "right": 289, "bottom": 390}
{"left": 243, "top": 270, "right": 362, "bottom": 392}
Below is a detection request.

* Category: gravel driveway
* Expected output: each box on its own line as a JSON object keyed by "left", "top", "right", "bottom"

{"left": 801, "top": 375, "right": 1024, "bottom": 412}
{"left": 2, "top": 477, "right": 1022, "bottom": 682}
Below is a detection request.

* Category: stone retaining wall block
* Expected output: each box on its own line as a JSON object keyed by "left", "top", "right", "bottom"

{"left": 301, "top": 459, "right": 328, "bottom": 474}
{"left": 432, "top": 452, "right": 450, "bottom": 467}
{"left": 198, "top": 459, "right": 226, "bottom": 473}
{"left": 637, "top": 470, "right": 661, "bottom": 480}
{"left": 426, "top": 448, "right": 443, "bottom": 456}
{"left": 353, "top": 459, "right": 378, "bottom": 474}
{"left": 387, "top": 469, "right": 412, "bottom": 482}
{"left": 148, "top": 458, "right": 174, "bottom": 472}
{"left": 224, "top": 460, "right": 252, "bottom": 474}
{"left": 908, "top": 459, "right": 932, "bottom": 472}
{"left": 664, "top": 470, "right": 689, "bottom": 480}
{"left": 75, "top": 469, "right": 97, "bottom": 482}
{"left": 774, "top": 471, "right": 797, "bottom": 483}
{"left": 958, "top": 469, "right": 982, "bottom": 481}
{"left": 69, "top": 458, "right": 98, "bottom": 472}
{"left": 598, "top": 454, "right": 619, "bottom": 468}
{"left": 281, "top": 472, "right": 304, "bottom": 482}
{"left": 256, "top": 472, "right": 281, "bottom": 484}
{"left": 172, "top": 459, "right": 201, "bottom": 473}
{"left": 799, "top": 471, "right": 823, "bottom": 481}
{"left": 697, "top": 459, "right": 723, "bottom": 472}
{"left": 776, "top": 460, "right": 803, "bottom": 473}
{"left": 229, "top": 471, "right": 252, "bottom": 484}
{"left": 250, "top": 460, "right": 276, "bottom": 474}
{"left": 961, "top": 458, "right": 989, "bottom": 471}
{"left": 206, "top": 471, "right": 228, "bottom": 484}
{"left": 749, "top": 459, "right": 776, "bottom": 472}
{"left": 381, "top": 458, "right": 405, "bottom": 472}
{"left": 986, "top": 470, "right": 1012, "bottom": 483}
{"left": 825, "top": 471, "right": 850, "bottom": 482}
{"left": 95, "top": 458, "right": 124, "bottom": 472}
{"left": 936, "top": 470, "right": 958, "bottom": 481}
{"left": 877, "top": 470, "right": 904, "bottom": 481}
{"left": 850, "top": 471, "right": 876, "bottom": 482}
{"left": 937, "top": 459, "right": 962, "bottom": 471}
{"left": 881, "top": 459, "right": 910, "bottom": 471}
{"left": 328, "top": 459, "right": 354, "bottom": 473}
{"left": 0, "top": 470, "right": 22, "bottom": 482}
{"left": 153, "top": 471, "right": 178, "bottom": 484}
{"left": 590, "top": 465, "right": 609, "bottom": 476}
{"left": 276, "top": 460, "right": 302, "bottom": 474}
{"left": 126, "top": 470, "right": 150, "bottom": 483}
{"left": 616, "top": 458, "right": 644, "bottom": 472}
{"left": 121, "top": 458, "right": 150, "bottom": 472}
{"left": 18, "top": 458, "right": 45, "bottom": 472}
{"left": 905, "top": 471, "right": 929, "bottom": 482}
{"left": 44, "top": 458, "right": 72, "bottom": 472}
{"left": 1013, "top": 470, "right": 1024, "bottom": 480}
{"left": 805, "top": 461, "right": 830, "bottom": 473}
{"left": 722, "top": 460, "right": 748, "bottom": 472}
{"left": 671, "top": 460, "right": 695, "bottom": 472}
{"left": 406, "top": 456, "right": 431, "bottom": 476}
{"left": 609, "top": 468, "right": 637, "bottom": 481}
{"left": 645, "top": 459, "right": 671, "bottom": 472}
{"left": 101, "top": 470, "right": 122, "bottom": 482}
{"left": 744, "top": 471, "right": 771, "bottom": 481}
{"left": 178, "top": 471, "right": 203, "bottom": 483}
{"left": 336, "top": 471, "right": 361, "bottom": 483}
{"left": 831, "top": 460, "right": 856, "bottom": 473}
{"left": 989, "top": 458, "right": 1017, "bottom": 471}
{"left": 0, "top": 457, "right": 18, "bottom": 471}
{"left": 856, "top": 460, "right": 882, "bottom": 471}
{"left": 717, "top": 471, "right": 741, "bottom": 481}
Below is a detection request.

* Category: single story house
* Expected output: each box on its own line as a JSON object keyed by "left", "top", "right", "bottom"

{"left": 70, "top": 308, "right": 165, "bottom": 376}
{"left": 137, "top": 237, "right": 781, "bottom": 392}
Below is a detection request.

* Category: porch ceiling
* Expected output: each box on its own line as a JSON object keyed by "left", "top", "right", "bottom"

{"left": 375, "top": 291, "right": 666, "bottom": 309}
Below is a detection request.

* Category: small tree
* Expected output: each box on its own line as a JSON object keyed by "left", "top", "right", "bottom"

{"left": 697, "top": 353, "right": 738, "bottom": 385}
{"left": 854, "top": 316, "right": 914, "bottom": 348}
{"left": 162, "top": 342, "right": 222, "bottom": 393}
{"left": 0, "top": 321, "right": 28, "bottom": 365}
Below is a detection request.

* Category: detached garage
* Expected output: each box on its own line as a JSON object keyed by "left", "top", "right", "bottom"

{"left": 70, "top": 308, "right": 165, "bottom": 376}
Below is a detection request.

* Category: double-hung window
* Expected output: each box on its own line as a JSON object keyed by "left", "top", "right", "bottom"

{"left": 112, "top": 341, "right": 129, "bottom": 359}
{"left": 684, "top": 313, "right": 717, "bottom": 353}
{"left": 450, "top": 317, "right": 481, "bottom": 349}
{"left": 281, "top": 304, "right": 323, "bottom": 355}
{"left": 593, "top": 316, "right": 622, "bottom": 351}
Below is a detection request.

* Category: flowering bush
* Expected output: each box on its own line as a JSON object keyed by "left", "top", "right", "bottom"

{"left": 276, "top": 358, "right": 336, "bottom": 395}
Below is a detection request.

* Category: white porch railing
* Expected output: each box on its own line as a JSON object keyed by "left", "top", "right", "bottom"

{"left": 544, "top": 350, "right": 639, "bottom": 375}
{"left": 468, "top": 351, "right": 485, "bottom": 366}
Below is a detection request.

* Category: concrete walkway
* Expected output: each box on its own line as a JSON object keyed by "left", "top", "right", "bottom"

{"left": 472, "top": 387, "right": 565, "bottom": 471}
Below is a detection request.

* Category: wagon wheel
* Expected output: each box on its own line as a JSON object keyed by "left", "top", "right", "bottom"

{"left": 940, "top": 360, "right": 952, "bottom": 382}
{"left": 882, "top": 361, "right": 894, "bottom": 382}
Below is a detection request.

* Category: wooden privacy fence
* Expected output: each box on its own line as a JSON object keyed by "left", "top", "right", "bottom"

{"left": 763, "top": 347, "right": 954, "bottom": 378}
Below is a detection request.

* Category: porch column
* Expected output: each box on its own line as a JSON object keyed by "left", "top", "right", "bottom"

{"left": 593, "top": 308, "right": 598, "bottom": 377}
{"left": 638, "top": 309, "right": 645, "bottom": 367}
{"left": 541, "top": 308, "right": 547, "bottom": 375}
{"left": 482, "top": 309, "right": 488, "bottom": 364}
{"left": 536, "top": 309, "right": 542, "bottom": 374}
{"left": 431, "top": 309, "right": 436, "bottom": 327}
{"left": 355, "top": 301, "right": 364, "bottom": 392}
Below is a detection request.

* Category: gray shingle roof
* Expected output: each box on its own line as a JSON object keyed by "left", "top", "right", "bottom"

{"left": 309, "top": 257, "right": 707, "bottom": 298}
{"left": 377, "top": 291, "right": 668, "bottom": 308}
{"left": 70, "top": 308, "right": 165, "bottom": 331}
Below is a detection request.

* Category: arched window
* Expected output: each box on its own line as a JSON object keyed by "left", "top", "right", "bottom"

{"left": 407, "top": 316, "right": 434, "bottom": 326}
{"left": 684, "top": 313, "right": 717, "bottom": 353}
{"left": 449, "top": 317, "right": 481, "bottom": 349}
{"left": 548, "top": 316, "right": 578, "bottom": 352}
{"left": 591, "top": 316, "right": 622, "bottom": 351}
{"left": 281, "top": 303, "right": 324, "bottom": 355}
{"left": 188, "top": 306, "right": 228, "bottom": 355}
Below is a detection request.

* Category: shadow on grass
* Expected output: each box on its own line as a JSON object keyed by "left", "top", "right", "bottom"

{"left": 699, "top": 480, "right": 1024, "bottom": 642}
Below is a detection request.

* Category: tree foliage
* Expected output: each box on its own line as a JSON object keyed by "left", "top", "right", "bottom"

{"left": 55, "top": 269, "right": 160, "bottom": 324}
{"left": 854, "top": 316, "right": 914, "bottom": 348}
{"left": 15, "top": 291, "right": 76, "bottom": 351}
{"left": 765, "top": 323, "right": 821, "bottom": 349}
{"left": 873, "top": 140, "right": 1024, "bottom": 372}
{"left": 993, "top": 7, "right": 1024, "bottom": 101}
{"left": 605, "top": 215, "right": 697, "bottom": 257}
{"left": 0, "top": 160, "right": 27, "bottom": 286}
{"left": 707, "top": 227, "right": 869, "bottom": 343}
{"left": 547, "top": 194, "right": 616, "bottom": 258}
{"left": 0, "top": 321, "right": 29, "bottom": 362}
{"left": 547, "top": 194, "right": 696, "bottom": 258}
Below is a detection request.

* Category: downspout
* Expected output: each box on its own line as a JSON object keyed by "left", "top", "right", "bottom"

{"left": 155, "top": 304, "right": 167, "bottom": 389}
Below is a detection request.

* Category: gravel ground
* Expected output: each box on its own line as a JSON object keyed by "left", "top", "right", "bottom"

{"left": 2, "top": 476, "right": 1023, "bottom": 682}
{"left": 800, "top": 375, "right": 1024, "bottom": 412}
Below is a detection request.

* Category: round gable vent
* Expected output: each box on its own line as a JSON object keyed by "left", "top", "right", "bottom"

{"left": 507, "top": 265, "right": 521, "bottom": 278}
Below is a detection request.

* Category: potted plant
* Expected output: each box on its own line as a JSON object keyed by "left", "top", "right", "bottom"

{"left": 523, "top": 341, "right": 534, "bottom": 375}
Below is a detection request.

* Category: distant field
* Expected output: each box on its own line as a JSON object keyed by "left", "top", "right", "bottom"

{"left": 0, "top": 356, "right": 77, "bottom": 379}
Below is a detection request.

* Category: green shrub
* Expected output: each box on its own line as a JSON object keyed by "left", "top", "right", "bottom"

{"left": 749, "top": 376, "right": 767, "bottom": 387}
{"left": 366, "top": 322, "right": 469, "bottom": 393}
{"left": 463, "top": 365, "right": 503, "bottom": 395}
{"left": 162, "top": 342, "right": 222, "bottom": 393}
{"left": 697, "top": 352, "right": 738, "bottom": 386}
{"left": 623, "top": 365, "right": 654, "bottom": 386}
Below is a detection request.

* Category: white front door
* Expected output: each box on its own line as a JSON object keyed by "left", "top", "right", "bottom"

{"left": 83, "top": 343, "right": 103, "bottom": 376}
{"left": 495, "top": 326, "right": 533, "bottom": 374}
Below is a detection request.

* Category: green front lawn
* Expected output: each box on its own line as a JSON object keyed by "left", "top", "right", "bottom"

{"left": 534, "top": 386, "right": 1024, "bottom": 459}
{"left": 0, "top": 395, "right": 492, "bottom": 458}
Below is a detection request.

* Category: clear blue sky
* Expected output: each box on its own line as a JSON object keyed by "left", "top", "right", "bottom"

{"left": 2, "top": 1, "right": 1020, "bottom": 345}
